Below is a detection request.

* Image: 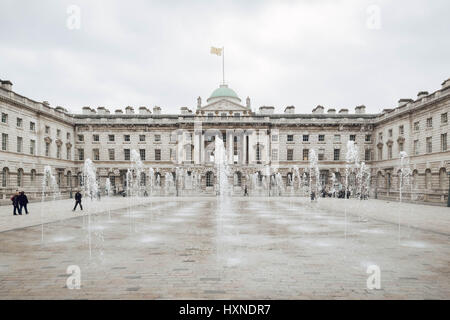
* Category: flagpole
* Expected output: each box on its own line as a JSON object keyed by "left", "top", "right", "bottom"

{"left": 222, "top": 47, "right": 225, "bottom": 85}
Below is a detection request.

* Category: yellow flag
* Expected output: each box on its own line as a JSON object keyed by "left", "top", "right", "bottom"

{"left": 210, "top": 47, "right": 222, "bottom": 56}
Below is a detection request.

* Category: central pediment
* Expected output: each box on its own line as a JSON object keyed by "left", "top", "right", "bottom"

{"left": 198, "top": 99, "right": 250, "bottom": 112}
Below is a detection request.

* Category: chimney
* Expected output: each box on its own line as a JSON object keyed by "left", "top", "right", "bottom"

{"left": 442, "top": 78, "right": 450, "bottom": 89}
{"left": 259, "top": 106, "right": 274, "bottom": 115}
{"left": 115, "top": 109, "right": 123, "bottom": 115}
{"left": 338, "top": 108, "right": 348, "bottom": 115}
{"left": 180, "top": 107, "right": 189, "bottom": 115}
{"left": 398, "top": 98, "right": 413, "bottom": 107}
{"left": 327, "top": 108, "right": 336, "bottom": 115}
{"left": 312, "top": 105, "right": 324, "bottom": 114}
{"left": 97, "top": 107, "right": 110, "bottom": 115}
{"left": 284, "top": 106, "right": 295, "bottom": 114}
{"left": 417, "top": 91, "right": 429, "bottom": 99}
{"left": 355, "top": 105, "right": 366, "bottom": 114}
{"left": 82, "top": 106, "right": 95, "bottom": 115}
{"left": 139, "top": 106, "right": 151, "bottom": 115}
{"left": 1, "top": 80, "right": 13, "bottom": 91}
{"left": 153, "top": 106, "right": 161, "bottom": 115}
{"left": 125, "top": 106, "right": 134, "bottom": 114}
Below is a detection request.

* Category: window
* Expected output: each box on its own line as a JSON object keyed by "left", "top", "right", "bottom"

{"left": 365, "top": 134, "right": 371, "bottom": 142}
{"left": 441, "top": 112, "right": 448, "bottom": 124}
{"left": 318, "top": 149, "right": 325, "bottom": 161}
{"left": 350, "top": 134, "right": 356, "bottom": 141}
{"left": 378, "top": 146, "right": 383, "bottom": 160}
{"left": 234, "top": 113, "right": 240, "bottom": 118}
{"left": 206, "top": 172, "right": 213, "bottom": 187}
{"left": 67, "top": 132, "right": 71, "bottom": 140}
{"left": 318, "top": 134, "right": 325, "bottom": 142}
{"left": 77, "top": 134, "right": 84, "bottom": 142}
{"left": 272, "top": 134, "right": 278, "bottom": 142}
{"left": 426, "top": 117, "right": 433, "bottom": 128}
{"left": 388, "top": 129, "right": 392, "bottom": 137}
{"left": 17, "top": 169, "right": 23, "bottom": 187}
{"left": 66, "top": 146, "right": 71, "bottom": 160}
{"left": 388, "top": 145, "right": 392, "bottom": 159}
{"left": 155, "top": 134, "right": 161, "bottom": 142}
{"left": 57, "top": 145, "right": 61, "bottom": 159}
{"left": 93, "top": 134, "right": 99, "bottom": 142}
{"left": 2, "top": 133, "right": 8, "bottom": 151}
{"left": 124, "top": 148, "right": 130, "bottom": 160}
{"left": 170, "top": 148, "right": 175, "bottom": 161}
{"left": 287, "top": 134, "right": 294, "bottom": 142}
{"left": 16, "top": 118, "right": 22, "bottom": 128}
{"left": 271, "top": 149, "right": 278, "bottom": 161}
{"left": 139, "top": 135, "right": 146, "bottom": 142}
{"left": 334, "top": 135, "right": 341, "bottom": 143}
{"left": 334, "top": 149, "right": 340, "bottom": 161}
{"left": 30, "top": 122, "right": 35, "bottom": 131}
{"left": 414, "top": 121, "right": 419, "bottom": 131}
{"left": 234, "top": 172, "right": 242, "bottom": 186}
{"left": 16, "top": 137, "right": 22, "bottom": 153}
{"left": 30, "top": 140, "right": 35, "bottom": 155}
{"left": 108, "top": 134, "right": 115, "bottom": 142}
{"left": 378, "top": 132, "right": 383, "bottom": 141}
{"left": 303, "top": 135, "right": 309, "bottom": 142}
{"left": 78, "top": 148, "right": 84, "bottom": 161}
{"left": 256, "top": 143, "right": 261, "bottom": 161}
{"left": 124, "top": 135, "right": 130, "bottom": 142}
{"left": 365, "top": 149, "right": 371, "bottom": 161}
{"left": 414, "top": 140, "right": 419, "bottom": 155}
{"left": 140, "top": 149, "right": 146, "bottom": 160}
{"left": 399, "top": 142, "right": 404, "bottom": 152}
{"left": 208, "top": 113, "right": 214, "bottom": 119}
{"left": 57, "top": 129, "right": 61, "bottom": 138}
{"left": 45, "top": 126, "right": 50, "bottom": 134}
{"left": 303, "top": 149, "right": 309, "bottom": 161}
{"left": 399, "top": 125, "right": 404, "bottom": 135}
{"left": 222, "top": 132, "right": 226, "bottom": 143}
{"left": 93, "top": 148, "right": 99, "bottom": 160}
{"left": 233, "top": 136, "right": 238, "bottom": 156}
{"left": 1, "top": 113, "right": 7, "bottom": 123}
{"left": 287, "top": 149, "right": 293, "bottom": 161}
{"left": 221, "top": 112, "right": 227, "bottom": 118}
{"left": 45, "top": 142, "right": 50, "bottom": 157}
{"left": 155, "top": 149, "right": 161, "bottom": 161}
{"left": 108, "top": 149, "right": 115, "bottom": 160}
{"left": 2, "top": 168, "right": 8, "bottom": 187}
{"left": 441, "top": 133, "right": 447, "bottom": 151}
{"left": 426, "top": 137, "right": 432, "bottom": 153}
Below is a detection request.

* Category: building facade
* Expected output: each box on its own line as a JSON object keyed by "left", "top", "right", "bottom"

{"left": 1, "top": 79, "right": 449, "bottom": 205}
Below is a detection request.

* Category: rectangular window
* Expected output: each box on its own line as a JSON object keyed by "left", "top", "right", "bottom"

{"left": 45, "top": 143, "right": 50, "bottom": 157}
{"left": 93, "top": 134, "right": 99, "bottom": 142}
{"left": 207, "top": 113, "right": 214, "bottom": 119}
{"left": 388, "top": 145, "right": 392, "bottom": 159}
{"left": 77, "top": 134, "right": 84, "bottom": 142}
{"left": 124, "top": 148, "right": 130, "bottom": 160}
{"left": 365, "top": 134, "right": 371, "bottom": 142}
{"left": 318, "top": 134, "right": 325, "bottom": 142}
{"left": 441, "top": 112, "right": 448, "bottom": 124}
{"left": 399, "top": 142, "right": 404, "bottom": 152}
{"left": 124, "top": 135, "right": 130, "bottom": 142}
{"left": 365, "top": 149, "right": 371, "bottom": 161}
{"left": 45, "top": 126, "right": 50, "bottom": 134}
{"left": 388, "top": 129, "right": 392, "bottom": 137}
{"left": 399, "top": 125, "right": 404, "bottom": 135}
{"left": 16, "top": 118, "right": 22, "bottom": 128}
{"left": 78, "top": 148, "right": 84, "bottom": 161}
{"left": 108, "top": 134, "right": 115, "bottom": 142}
{"left": 108, "top": 149, "right": 115, "bottom": 160}
{"left": 334, "top": 148, "right": 340, "bottom": 161}
{"left": 93, "top": 148, "right": 99, "bottom": 160}
{"left": 271, "top": 149, "right": 278, "bottom": 161}
{"left": 155, "top": 134, "right": 161, "bottom": 142}
{"left": 426, "top": 137, "right": 432, "bottom": 153}
{"left": 66, "top": 146, "right": 71, "bottom": 160}
{"left": 57, "top": 145, "right": 61, "bottom": 159}
{"left": 16, "top": 137, "right": 22, "bottom": 153}
{"left": 271, "top": 134, "right": 278, "bottom": 142}
{"left": 441, "top": 133, "right": 448, "bottom": 151}
{"left": 30, "top": 140, "right": 35, "bottom": 155}
{"left": 233, "top": 136, "right": 238, "bottom": 156}
{"left": 234, "top": 113, "right": 240, "bottom": 118}
{"left": 378, "top": 132, "right": 383, "bottom": 141}
{"left": 350, "top": 134, "right": 356, "bottom": 142}
{"left": 30, "top": 121, "right": 35, "bottom": 131}
{"left": 1, "top": 113, "right": 7, "bottom": 123}
{"left": 414, "top": 140, "right": 419, "bottom": 155}
{"left": 139, "top": 134, "right": 146, "bottom": 142}
{"left": 303, "top": 135, "right": 309, "bottom": 142}
{"left": 57, "top": 129, "right": 61, "bottom": 137}
{"left": 155, "top": 149, "right": 161, "bottom": 161}
{"left": 334, "top": 135, "right": 341, "bottom": 143}
{"left": 287, "top": 149, "right": 293, "bottom": 161}
{"left": 414, "top": 121, "right": 419, "bottom": 131}
{"left": 318, "top": 148, "right": 325, "bottom": 161}
{"left": 1, "top": 133, "right": 7, "bottom": 151}
{"left": 303, "top": 149, "right": 309, "bottom": 161}
{"left": 140, "top": 149, "right": 146, "bottom": 160}
{"left": 378, "top": 147, "right": 383, "bottom": 160}
{"left": 67, "top": 132, "right": 71, "bottom": 140}
{"left": 287, "top": 134, "right": 294, "bottom": 142}
{"left": 426, "top": 117, "right": 433, "bottom": 128}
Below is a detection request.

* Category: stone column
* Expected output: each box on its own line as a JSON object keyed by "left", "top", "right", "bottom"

{"left": 227, "top": 129, "right": 233, "bottom": 165}
{"left": 242, "top": 130, "right": 247, "bottom": 165}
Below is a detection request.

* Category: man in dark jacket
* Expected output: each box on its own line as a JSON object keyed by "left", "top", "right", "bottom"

{"left": 11, "top": 190, "right": 20, "bottom": 215}
{"left": 73, "top": 190, "right": 83, "bottom": 211}
{"left": 18, "top": 191, "right": 29, "bottom": 214}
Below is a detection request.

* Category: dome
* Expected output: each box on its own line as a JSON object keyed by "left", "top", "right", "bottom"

{"left": 207, "top": 84, "right": 241, "bottom": 102}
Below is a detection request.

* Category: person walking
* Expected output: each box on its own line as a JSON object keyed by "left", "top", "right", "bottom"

{"left": 11, "top": 190, "right": 20, "bottom": 215}
{"left": 244, "top": 185, "right": 248, "bottom": 196}
{"left": 73, "top": 190, "right": 83, "bottom": 211}
{"left": 18, "top": 191, "right": 29, "bottom": 215}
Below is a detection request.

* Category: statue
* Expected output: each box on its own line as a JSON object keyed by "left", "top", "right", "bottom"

{"left": 197, "top": 96, "right": 201, "bottom": 108}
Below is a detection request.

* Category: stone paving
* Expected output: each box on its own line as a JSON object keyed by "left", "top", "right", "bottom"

{"left": 0, "top": 197, "right": 449, "bottom": 299}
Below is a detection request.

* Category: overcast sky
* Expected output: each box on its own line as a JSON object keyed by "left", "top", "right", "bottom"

{"left": 1, "top": 0, "right": 449, "bottom": 114}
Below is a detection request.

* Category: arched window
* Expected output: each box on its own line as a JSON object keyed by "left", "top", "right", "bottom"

{"left": 17, "top": 169, "right": 24, "bottom": 187}
{"left": 412, "top": 170, "right": 418, "bottom": 189}
{"left": 376, "top": 171, "right": 382, "bottom": 188}
{"left": 439, "top": 168, "right": 446, "bottom": 189}
{"left": 386, "top": 173, "right": 391, "bottom": 190}
{"left": 206, "top": 171, "right": 214, "bottom": 187}
{"left": 140, "top": 172, "right": 146, "bottom": 186}
{"left": 234, "top": 172, "right": 242, "bottom": 186}
{"left": 425, "top": 169, "right": 432, "bottom": 189}
{"left": 2, "top": 168, "right": 8, "bottom": 187}
{"left": 30, "top": 169, "right": 36, "bottom": 186}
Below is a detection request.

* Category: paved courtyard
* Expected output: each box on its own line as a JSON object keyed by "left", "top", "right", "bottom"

{"left": 0, "top": 197, "right": 449, "bottom": 299}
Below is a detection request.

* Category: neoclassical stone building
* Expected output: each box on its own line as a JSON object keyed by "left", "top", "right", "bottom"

{"left": 0, "top": 78, "right": 449, "bottom": 205}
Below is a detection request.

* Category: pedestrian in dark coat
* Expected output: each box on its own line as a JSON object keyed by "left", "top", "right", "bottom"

{"left": 18, "top": 191, "right": 29, "bottom": 214}
{"left": 11, "top": 190, "right": 20, "bottom": 215}
{"left": 73, "top": 190, "right": 83, "bottom": 211}
{"left": 244, "top": 185, "right": 248, "bottom": 196}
